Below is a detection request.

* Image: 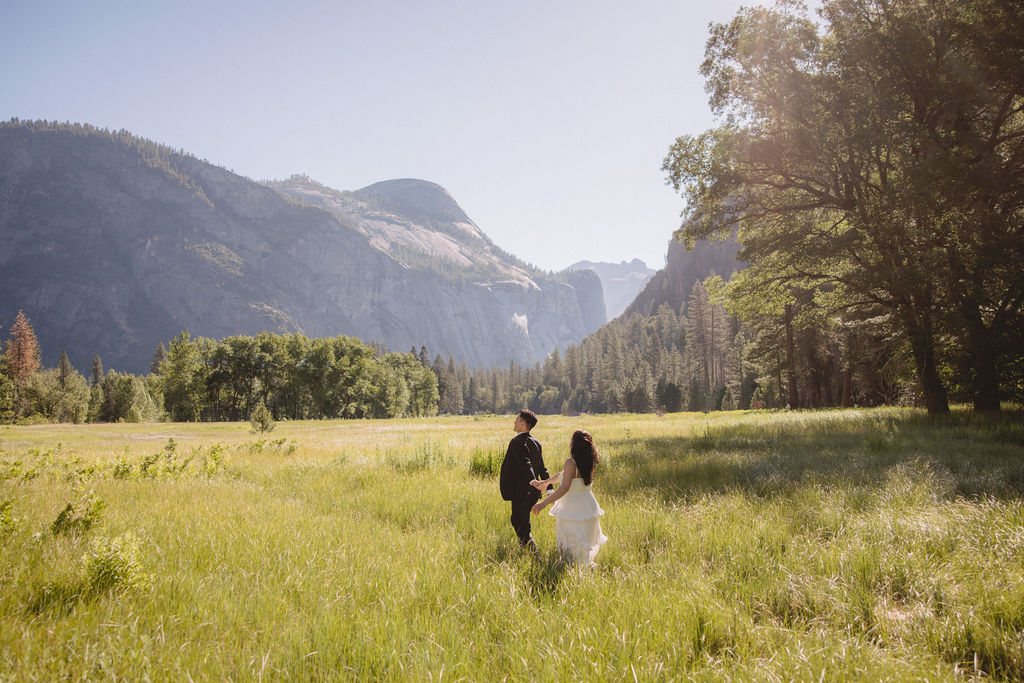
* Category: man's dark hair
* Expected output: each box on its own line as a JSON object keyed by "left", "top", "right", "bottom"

{"left": 518, "top": 409, "right": 538, "bottom": 429}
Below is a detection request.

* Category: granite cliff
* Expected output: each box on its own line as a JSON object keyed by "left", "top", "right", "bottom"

{"left": 565, "top": 258, "right": 656, "bottom": 319}
{"left": 623, "top": 234, "right": 742, "bottom": 317}
{"left": 0, "top": 122, "right": 605, "bottom": 373}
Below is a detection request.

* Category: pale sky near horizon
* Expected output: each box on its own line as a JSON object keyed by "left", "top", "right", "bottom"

{"left": 1, "top": 0, "right": 792, "bottom": 272}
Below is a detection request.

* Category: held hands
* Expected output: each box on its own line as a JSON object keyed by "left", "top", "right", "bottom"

{"left": 532, "top": 481, "right": 548, "bottom": 511}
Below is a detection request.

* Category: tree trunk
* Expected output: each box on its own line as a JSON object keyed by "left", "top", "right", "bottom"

{"left": 903, "top": 309, "right": 950, "bottom": 415}
{"left": 784, "top": 304, "right": 799, "bottom": 409}
{"left": 962, "top": 305, "right": 1002, "bottom": 412}
{"left": 774, "top": 346, "right": 784, "bottom": 409}
{"left": 841, "top": 331, "right": 853, "bottom": 407}
{"left": 841, "top": 366, "right": 853, "bottom": 407}
{"left": 971, "top": 351, "right": 1001, "bottom": 412}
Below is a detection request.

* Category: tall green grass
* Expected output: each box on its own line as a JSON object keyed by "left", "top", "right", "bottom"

{"left": 1, "top": 407, "right": 1022, "bottom": 679}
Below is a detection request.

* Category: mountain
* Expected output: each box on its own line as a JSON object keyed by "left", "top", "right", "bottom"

{"left": 623, "top": 235, "right": 742, "bottom": 316}
{"left": 565, "top": 258, "right": 656, "bottom": 320}
{"left": 0, "top": 121, "right": 605, "bottom": 373}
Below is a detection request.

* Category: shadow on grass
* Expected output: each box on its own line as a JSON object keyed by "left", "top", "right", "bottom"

{"left": 604, "top": 407, "right": 1024, "bottom": 501}
{"left": 524, "top": 548, "right": 570, "bottom": 600}
{"left": 486, "top": 542, "right": 569, "bottom": 600}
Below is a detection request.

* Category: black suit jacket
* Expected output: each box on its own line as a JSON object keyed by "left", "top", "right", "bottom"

{"left": 499, "top": 432, "right": 550, "bottom": 501}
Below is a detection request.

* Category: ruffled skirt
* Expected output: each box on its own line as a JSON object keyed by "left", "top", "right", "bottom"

{"left": 549, "top": 479, "right": 607, "bottom": 566}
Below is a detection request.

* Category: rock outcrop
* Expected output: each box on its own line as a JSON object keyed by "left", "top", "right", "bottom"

{"left": 0, "top": 122, "right": 605, "bottom": 373}
{"left": 566, "top": 258, "right": 656, "bottom": 319}
{"left": 623, "top": 235, "right": 742, "bottom": 317}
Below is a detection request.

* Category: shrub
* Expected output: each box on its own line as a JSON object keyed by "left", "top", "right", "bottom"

{"left": 83, "top": 532, "right": 150, "bottom": 594}
{"left": 469, "top": 447, "right": 503, "bottom": 477}
{"left": 0, "top": 499, "right": 15, "bottom": 536}
{"left": 112, "top": 454, "right": 135, "bottom": 479}
{"left": 51, "top": 492, "right": 105, "bottom": 536}
{"left": 721, "top": 387, "right": 736, "bottom": 411}
{"left": 250, "top": 401, "right": 275, "bottom": 433}
{"left": 247, "top": 438, "right": 295, "bottom": 455}
{"left": 198, "top": 443, "right": 227, "bottom": 476}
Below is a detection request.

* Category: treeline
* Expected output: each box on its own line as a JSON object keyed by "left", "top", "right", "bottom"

{"left": 430, "top": 276, "right": 925, "bottom": 416}
{"left": 160, "top": 331, "right": 438, "bottom": 421}
{"left": 2, "top": 118, "right": 213, "bottom": 205}
{"left": 0, "top": 311, "right": 439, "bottom": 424}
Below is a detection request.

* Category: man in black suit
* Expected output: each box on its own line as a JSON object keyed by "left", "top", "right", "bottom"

{"left": 500, "top": 409, "right": 549, "bottom": 549}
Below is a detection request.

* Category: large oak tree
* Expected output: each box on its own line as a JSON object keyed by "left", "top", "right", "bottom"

{"left": 663, "top": 0, "right": 1024, "bottom": 413}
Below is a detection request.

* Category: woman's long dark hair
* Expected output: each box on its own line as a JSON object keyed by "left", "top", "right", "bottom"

{"left": 570, "top": 430, "right": 600, "bottom": 485}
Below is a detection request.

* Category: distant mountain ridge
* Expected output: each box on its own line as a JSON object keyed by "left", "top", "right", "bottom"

{"left": 0, "top": 120, "right": 605, "bottom": 373}
{"left": 267, "top": 176, "right": 535, "bottom": 281}
{"left": 566, "top": 258, "right": 656, "bottom": 319}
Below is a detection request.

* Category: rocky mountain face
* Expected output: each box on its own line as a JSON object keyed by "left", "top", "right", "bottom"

{"left": 0, "top": 122, "right": 605, "bottom": 373}
{"left": 565, "top": 258, "right": 656, "bottom": 320}
{"left": 623, "top": 235, "right": 742, "bottom": 317}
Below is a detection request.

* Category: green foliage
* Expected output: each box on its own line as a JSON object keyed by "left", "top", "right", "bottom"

{"left": 249, "top": 401, "right": 275, "bottom": 433}
{"left": 468, "top": 447, "right": 503, "bottom": 477}
{"left": 0, "top": 500, "right": 16, "bottom": 536}
{"left": 86, "top": 384, "right": 103, "bottom": 423}
{"left": 83, "top": 532, "right": 150, "bottom": 595}
{"left": 51, "top": 491, "right": 105, "bottom": 536}
{"left": 721, "top": 387, "right": 735, "bottom": 411}
{"left": 161, "top": 331, "right": 439, "bottom": 422}
{"left": 23, "top": 368, "right": 90, "bottom": 423}
{"left": 662, "top": 0, "right": 1024, "bottom": 414}
{"left": 150, "top": 343, "right": 167, "bottom": 376}
{"left": 97, "top": 370, "right": 159, "bottom": 423}
{"left": 90, "top": 354, "right": 103, "bottom": 387}
{"left": 0, "top": 371, "right": 14, "bottom": 424}
{"left": 246, "top": 438, "right": 296, "bottom": 455}
{"left": 161, "top": 331, "right": 209, "bottom": 421}
{"left": 431, "top": 300, "right": 744, "bottom": 416}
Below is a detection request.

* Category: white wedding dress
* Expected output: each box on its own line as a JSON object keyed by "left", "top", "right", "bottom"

{"left": 548, "top": 477, "right": 607, "bottom": 566}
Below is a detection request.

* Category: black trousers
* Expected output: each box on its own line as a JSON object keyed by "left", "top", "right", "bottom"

{"left": 510, "top": 493, "right": 541, "bottom": 546}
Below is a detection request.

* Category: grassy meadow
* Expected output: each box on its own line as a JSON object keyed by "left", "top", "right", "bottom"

{"left": 1, "top": 407, "right": 1023, "bottom": 680}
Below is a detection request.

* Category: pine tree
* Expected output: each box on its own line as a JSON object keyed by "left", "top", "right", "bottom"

{"left": 150, "top": 342, "right": 167, "bottom": 375}
{"left": 445, "top": 356, "right": 464, "bottom": 415}
{"left": 0, "top": 338, "right": 13, "bottom": 423}
{"left": 90, "top": 355, "right": 104, "bottom": 386}
{"left": 57, "top": 351, "right": 74, "bottom": 390}
{"left": 5, "top": 310, "right": 41, "bottom": 387}
{"left": 0, "top": 372, "right": 13, "bottom": 424}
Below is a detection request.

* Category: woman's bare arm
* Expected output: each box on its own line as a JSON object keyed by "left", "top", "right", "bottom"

{"left": 532, "top": 470, "right": 563, "bottom": 490}
{"left": 531, "top": 459, "right": 576, "bottom": 514}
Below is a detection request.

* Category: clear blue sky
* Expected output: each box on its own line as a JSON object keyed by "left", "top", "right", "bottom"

{"left": 2, "top": 0, "right": 770, "bottom": 272}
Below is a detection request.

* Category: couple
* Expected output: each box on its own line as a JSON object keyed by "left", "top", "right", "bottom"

{"left": 499, "top": 409, "right": 607, "bottom": 566}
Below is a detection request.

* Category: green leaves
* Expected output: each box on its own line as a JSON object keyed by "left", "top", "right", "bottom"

{"left": 665, "top": 0, "right": 1024, "bottom": 413}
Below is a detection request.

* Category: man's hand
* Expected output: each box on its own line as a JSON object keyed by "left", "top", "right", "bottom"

{"left": 530, "top": 479, "right": 544, "bottom": 490}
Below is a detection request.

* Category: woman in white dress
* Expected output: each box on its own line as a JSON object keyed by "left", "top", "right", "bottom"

{"left": 531, "top": 430, "right": 607, "bottom": 566}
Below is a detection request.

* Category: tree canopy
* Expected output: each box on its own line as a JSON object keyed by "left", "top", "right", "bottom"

{"left": 662, "top": 0, "right": 1024, "bottom": 413}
